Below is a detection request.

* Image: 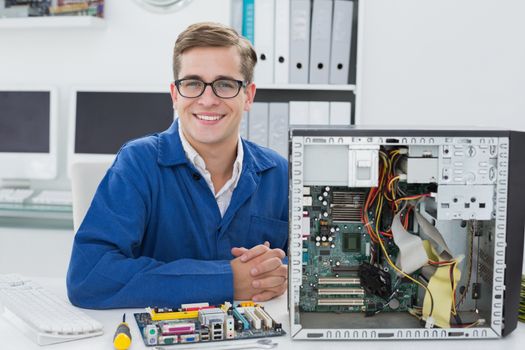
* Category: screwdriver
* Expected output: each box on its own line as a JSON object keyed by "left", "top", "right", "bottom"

{"left": 113, "top": 313, "right": 132, "bottom": 350}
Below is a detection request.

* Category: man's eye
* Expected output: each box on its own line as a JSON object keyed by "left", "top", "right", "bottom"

{"left": 216, "top": 80, "right": 236, "bottom": 89}
{"left": 185, "top": 81, "right": 202, "bottom": 88}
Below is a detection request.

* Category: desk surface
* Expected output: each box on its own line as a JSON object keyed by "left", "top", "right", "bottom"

{"left": 1, "top": 277, "right": 523, "bottom": 350}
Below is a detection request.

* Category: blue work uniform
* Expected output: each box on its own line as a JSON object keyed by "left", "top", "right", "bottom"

{"left": 66, "top": 121, "right": 289, "bottom": 309}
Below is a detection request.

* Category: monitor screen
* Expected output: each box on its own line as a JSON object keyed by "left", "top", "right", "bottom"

{"left": 0, "top": 88, "right": 57, "bottom": 181}
{"left": 73, "top": 91, "right": 173, "bottom": 155}
{"left": 0, "top": 91, "right": 50, "bottom": 153}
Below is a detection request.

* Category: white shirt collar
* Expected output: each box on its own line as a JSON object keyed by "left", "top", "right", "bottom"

{"left": 178, "top": 120, "right": 244, "bottom": 193}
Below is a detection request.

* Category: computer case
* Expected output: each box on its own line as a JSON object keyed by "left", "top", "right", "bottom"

{"left": 288, "top": 127, "right": 525, "bottom": 339}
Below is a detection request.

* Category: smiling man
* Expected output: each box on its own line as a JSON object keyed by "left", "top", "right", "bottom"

{"left": 66, "top": 22, "right": 289, "bottom": 309}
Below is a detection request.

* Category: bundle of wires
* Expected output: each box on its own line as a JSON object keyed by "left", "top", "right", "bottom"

{"left": 518, "top": 275, "right": 525, "bottom": 322}
{"left": 361, "top": 149, "right": 436, "bottom": 317}
{"left": 361, "top": 148, "right": 466, "bottom": 323}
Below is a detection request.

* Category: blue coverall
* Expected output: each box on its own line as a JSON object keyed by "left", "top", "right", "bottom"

{"left": 66, "top": 121, "right": 289, "bottom": 309}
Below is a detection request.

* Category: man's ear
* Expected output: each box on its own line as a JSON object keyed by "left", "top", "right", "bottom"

{"left": 169, "top": 82, "right": 178, "bottom": 107}
{"left": 243, "top": 82, "right": 257, "bottom": 112}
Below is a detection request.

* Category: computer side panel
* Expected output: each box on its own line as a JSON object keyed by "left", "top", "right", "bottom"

{"left": 288, "top": 128, "right": 521, "bottom": 340}
{"left": 501, "top": 131, "right": 525, "bottom": 335}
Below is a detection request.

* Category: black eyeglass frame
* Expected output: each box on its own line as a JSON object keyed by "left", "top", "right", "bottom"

{"left": 174, "top": 78, "right": 248, "bottom": 99}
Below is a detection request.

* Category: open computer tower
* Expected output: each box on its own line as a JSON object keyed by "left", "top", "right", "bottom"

{"left": 288, "top": 127, "right": 525, "bottom": 340}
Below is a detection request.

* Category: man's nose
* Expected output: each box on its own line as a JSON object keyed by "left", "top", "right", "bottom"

{"left": 197, "top": 85, "right": 220, "bottom": 105}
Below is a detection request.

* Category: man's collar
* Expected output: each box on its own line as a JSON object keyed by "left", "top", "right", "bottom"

{"left": 157, "top": 119, "right": 277, "bottom": 173}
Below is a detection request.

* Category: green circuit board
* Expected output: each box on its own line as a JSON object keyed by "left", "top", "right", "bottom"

{"left": 299, "top": 186, "right": 419, "bottom": 314}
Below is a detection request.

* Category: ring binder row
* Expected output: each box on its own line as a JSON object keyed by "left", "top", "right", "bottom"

{"left": 240, "top": 101, "right": 352, "bottom": 158}
{"left": 231, "top": 0, "right": 356, "bottom": 85}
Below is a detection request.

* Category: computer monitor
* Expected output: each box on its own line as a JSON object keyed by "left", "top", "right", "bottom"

{"left": 68, "top": 87, "right": 174, "bottom": 165}
{"left": 0, "top": 87, "right": 58, "bottom": 182}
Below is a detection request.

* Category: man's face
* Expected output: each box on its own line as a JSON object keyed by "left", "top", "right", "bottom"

{"left": 170, "top": 46, "right": 256, "bottom": 150}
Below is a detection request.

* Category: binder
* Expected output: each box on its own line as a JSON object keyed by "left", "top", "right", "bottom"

{"left": 329, "top": 101, "right": 352, "bottom": 125}
{"left": 248, "top": 102, "right": 269, "bottom": 146}
{"left": 231, "top": 0, "right": 244, "bottom": 35}
{"left": 268, "top": 102, "right": 289, "bottom": 158}
{"left": 254, "top": 0, "right": 275, "bottom": 84}
{"left": 309, "top": 101, "right": 330, "bottom": 125}
{"left": 309, "top": 0, "right": 334, "bottom": 84}
{"left": 240, "top": 111, "right": 249, "bottom": 138}
{"left": 289, "top": 101, "right": 309, "bottom": 125}
{"left": 289, "top": 0, "right": 311, "bottom": 84}
{"left": 242, "top": 0, "right": 255, "bottom": 44}
{"left": 329, "top": 0, "right": 354, "bottom": 84}
{"left": 274, "top": 0, "right": 290, "bottom": 84}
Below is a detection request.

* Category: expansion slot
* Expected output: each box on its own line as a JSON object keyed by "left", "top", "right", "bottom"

{"left": 318, "top": 277, "right": 360, "bottom": 285}
{"left": 232, "top": 308, "right": 250, "bottom": 330}
{"left": 148, "top": 308, "right": 199, "bottom": 321}
{"left": 243, "top": 307, "right": 262, "bottom": 330}
{"left": 318, "top": 288, "right": 364, "bottom": 295}
{"left": 317, "top": 298, "right": 365, "bottom": 306}
{"left": 254, "top": 306, "right": 274, "bottom": 329}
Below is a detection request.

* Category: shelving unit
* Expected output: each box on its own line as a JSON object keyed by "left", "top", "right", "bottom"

{"left": 0, "top": 16, "right": 105, "bottom": 29}
{"left": 257, "top": 84, "right": 356, "bottom": 91}
{"left": 247, "top": 0, "right": 362, "bottom": 122}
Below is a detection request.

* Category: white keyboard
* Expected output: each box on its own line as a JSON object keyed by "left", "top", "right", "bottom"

{"left": 0, "top": 188, "right": 34, "bottom": 204}
{"left": 0, "top": 274, "right": 103, "bottom": 346}
{"left": 29, "top": 190, "right": 72, "bottom": 206}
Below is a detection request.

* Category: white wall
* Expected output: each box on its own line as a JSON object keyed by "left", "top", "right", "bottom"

{"left": 0, "top": 0, "right": 232, "bottom": 190}
{"left": 1, "top": 0, "right": 524, "bottom": 276}
{"left": 360, "top": 0, "right": 525, "bottom": 129}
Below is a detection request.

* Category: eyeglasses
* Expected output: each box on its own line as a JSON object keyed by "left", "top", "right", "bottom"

{"left": 174, "top": 78, "right": 247, "bottom": 99}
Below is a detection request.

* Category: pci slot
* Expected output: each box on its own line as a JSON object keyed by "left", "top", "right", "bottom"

{"left": 318, "top": 298, "right": 365, "bottom": 306}
{"left": 232, "top": 308, "right": 250, "bottom": 330}
{"left": 318, "top": 277, "right": 360, "bottom": 285}
{"left": 318, "top": 288, "right": 364, "bottom": 296}
{"left": 243, "top": 307, "right": 262, "bottom": 330}
{"left": 254, "top": 306, "right": 273, "bottom": 329}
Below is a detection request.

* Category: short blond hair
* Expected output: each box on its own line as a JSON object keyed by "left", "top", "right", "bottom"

{"left": 173, "top": 22, "right": 257, "bottom": 83}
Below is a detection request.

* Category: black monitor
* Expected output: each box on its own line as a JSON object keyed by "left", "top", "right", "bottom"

{"left": 70, "top": 89, "right": 174, "bottom": 162}
{"left": 0, "top": 88, "right": 57, "bottom": 180}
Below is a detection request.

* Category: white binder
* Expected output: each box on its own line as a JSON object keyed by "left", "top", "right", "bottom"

{"left": 289, "top": 0, "right": 311, "bottom": 84}
{"left": 329, "top": 0, "right": 354, "bottom": 84}
{"left": 248, "top": 102, "right": 269, "bottom": 146}
{"left": 268, "top": 102, "right": 289, "bottom": 158}
{"left": 254, "top": 0, "right": 275, "bottom": 84}
{"left": 329, "top": 101, "right": 352, "bottom": 125}
{"left": 231, "top": 0, "right": 244, "bottom": 35}
{"left": 274, "top": 0, "right": 290, "bottom": 84}
{"left": 289, "top": 101, "right": 309, "bottom": 125}
{"left": 309, "top": 0, "right": 334, "bottom": 84}
{"left": 309, "top": 101, "right": 330, "bottom": 125}
{"left": 240, "top": 111, "right": 249, "bottom": 138}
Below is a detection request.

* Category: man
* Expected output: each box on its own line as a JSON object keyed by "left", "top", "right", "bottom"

{"left": 66, "top": 22, "right": 288, "bottom": 309}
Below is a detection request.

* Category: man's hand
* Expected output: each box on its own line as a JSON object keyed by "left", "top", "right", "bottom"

{"left": 230, "top": 245, "right": 287, "bottom": 301}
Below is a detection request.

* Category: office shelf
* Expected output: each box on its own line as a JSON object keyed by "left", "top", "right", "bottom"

{"left": 0, "top": 16, "right": 105, "bottom": 29}
{"left": 257, "top": 84, "right": 356, "bottom": 91}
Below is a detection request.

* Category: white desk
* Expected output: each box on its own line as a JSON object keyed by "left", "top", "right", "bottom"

{"left": 0, "top": 277, "right": 523, "bottom": 350}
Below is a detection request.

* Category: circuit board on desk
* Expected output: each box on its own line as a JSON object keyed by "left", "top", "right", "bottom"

{"left": 134, "top": 301, "right": 285, "bottom": 346}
